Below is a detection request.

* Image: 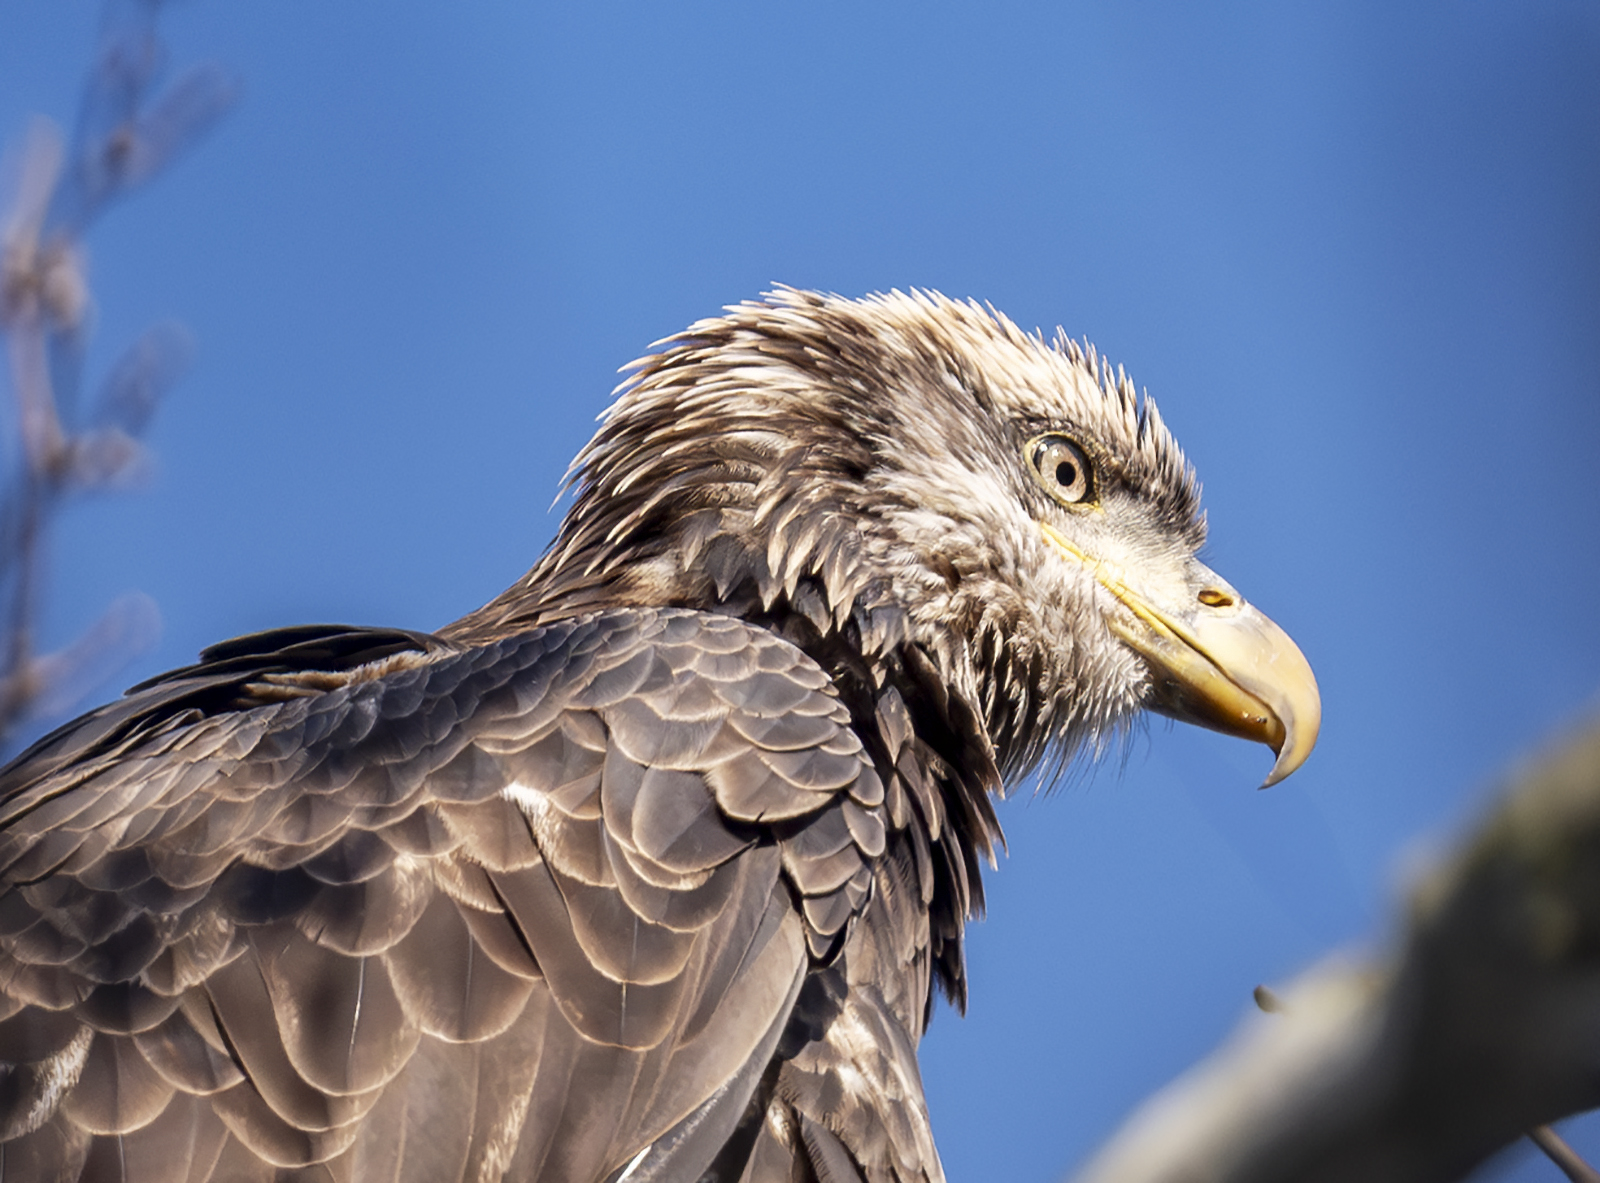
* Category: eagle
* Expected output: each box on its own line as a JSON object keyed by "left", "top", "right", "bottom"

{"left": 0, "top": 290, "right": 1318, "bottom": 1183}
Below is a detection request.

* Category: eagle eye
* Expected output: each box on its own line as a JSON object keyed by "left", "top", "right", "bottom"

{"left": 1026, "top": 435, "right": 1095, "bottom": 506}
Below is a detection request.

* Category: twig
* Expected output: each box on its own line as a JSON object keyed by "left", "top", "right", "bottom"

{"left": 1531, "top": 1126, "right": 1600, "bottom": 1183}
{"left": 0, "top": 0, "right": 232, "bottom": 747}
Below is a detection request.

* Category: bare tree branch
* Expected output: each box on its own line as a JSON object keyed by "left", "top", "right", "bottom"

{"left": 1072, "top": 719, "right": 1600, "bottom": 1183}
{"left": 0, "top": 1, "right": 232, "bottom": 748}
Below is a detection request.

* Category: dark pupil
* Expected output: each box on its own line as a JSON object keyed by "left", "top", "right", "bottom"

{"left": 1055, "top": 460, "right": 1077, "bottom": 488}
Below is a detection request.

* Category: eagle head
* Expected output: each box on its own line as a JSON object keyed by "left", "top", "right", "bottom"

{"left": 452, "top": 287, "right": 1319, "bottom": 789}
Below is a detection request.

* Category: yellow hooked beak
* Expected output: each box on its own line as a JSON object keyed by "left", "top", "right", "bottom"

{"left": 1041, "top": 523, "right": 1320, "bottom": 787}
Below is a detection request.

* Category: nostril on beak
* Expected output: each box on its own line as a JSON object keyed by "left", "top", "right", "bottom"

{"left": 1197, "top": 588, "right": 1234, "bottom": 609}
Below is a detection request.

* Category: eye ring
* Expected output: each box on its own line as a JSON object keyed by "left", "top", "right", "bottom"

{"left": 1026, "top": 434, "right": 1096, "bottom": 507}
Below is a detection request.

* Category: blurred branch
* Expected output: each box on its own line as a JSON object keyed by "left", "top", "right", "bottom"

{"left": 1072, "top": 719, "right": 1600, "bottom": 1183}
{"left": 1531, "top": 1126, "right": 1600, "bottom": 1183}
{"left": 0, "top": 0, "right": 233, "bottom": 747}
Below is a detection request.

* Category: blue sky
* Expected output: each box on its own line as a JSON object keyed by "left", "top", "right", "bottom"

{"left": 3, "top": 3, "right": 1599, "bottom": 1179}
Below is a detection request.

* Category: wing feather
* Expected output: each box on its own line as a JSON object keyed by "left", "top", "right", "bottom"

{"left": 88, "top": 1091, "right": 230, "bottom": 1183}
{"left": 133, "top": 1009, "right": 244, "bottom": 1096}
{"left": 255, "top": 932, "right": 418, "bottom": 1096}
{"left": 628, "top": 765, "right": 752, "bottom": 872}
{"left": 383, "top": 891, "right": 534, "bottom": 1044}
{"left": 204, "top": 952, "right": 375, "bottom": 1134}
{"left": 57, "top": 1032, "right": 174, "bottom": 1135}
{"left": 0, "top": 609, "right": 913, "bottom": 1180}
{"left": 601, "top": 827, "right": 743, "bottom": 932}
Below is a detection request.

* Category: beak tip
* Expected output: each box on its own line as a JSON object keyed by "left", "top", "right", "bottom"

{"left": 1257, "top": 714, "right": 1318, "bottom": 789}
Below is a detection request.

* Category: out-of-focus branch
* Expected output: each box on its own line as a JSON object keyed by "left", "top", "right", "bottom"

{"left": 0, "top": 0, "right": 233, "bottom": 748}
{"left": 1072, "top": 719, "right": 1600, "bottom": 1183}
{"left": 1530, "top": 1126, "right": 1600, "bottom": 1183}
